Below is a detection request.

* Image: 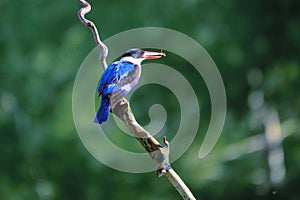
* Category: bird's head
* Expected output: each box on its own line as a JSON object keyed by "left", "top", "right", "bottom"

{"left": 121, "top": 48, "right": 166, "bottom": 63}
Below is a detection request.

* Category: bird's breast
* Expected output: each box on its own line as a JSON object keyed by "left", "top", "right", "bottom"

{"left": 128, "top": 64, "right": 141, "bottom": 87}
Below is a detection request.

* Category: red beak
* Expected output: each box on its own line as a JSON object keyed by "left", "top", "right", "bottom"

{"left": 142, "top": 51, "right": 166, "bottom": 60}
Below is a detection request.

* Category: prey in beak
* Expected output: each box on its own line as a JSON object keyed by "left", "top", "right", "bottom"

{"left": 142, "top": 50, "right": 166, "bottom": 60}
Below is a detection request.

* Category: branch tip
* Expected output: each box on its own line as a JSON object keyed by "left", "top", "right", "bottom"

{"left": 163, "top": 136, "right": 169, "bottom": 146}
{"left": 77, "top": 0, "right": 108, "bottom": 69}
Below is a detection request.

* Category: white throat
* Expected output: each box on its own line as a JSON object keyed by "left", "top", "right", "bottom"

{"left": 120, "top": 56, "right": 144, "bottom": 65}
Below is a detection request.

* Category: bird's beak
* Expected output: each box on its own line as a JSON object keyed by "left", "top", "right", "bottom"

{"left": 142, "top": 51, "right": 166, "bottom": 60}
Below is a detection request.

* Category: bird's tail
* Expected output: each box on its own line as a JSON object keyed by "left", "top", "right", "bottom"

{"left": 94, "top": 96, "right": 110, "bottom": 124}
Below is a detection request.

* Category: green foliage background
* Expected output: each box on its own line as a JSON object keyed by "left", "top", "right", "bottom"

{"left": 1, "top": 0, "right": 300, "bottom": 199}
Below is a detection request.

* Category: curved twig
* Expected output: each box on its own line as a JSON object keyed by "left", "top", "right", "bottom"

{"left": 77, "top": 0, "right": 108, "bottom": 69}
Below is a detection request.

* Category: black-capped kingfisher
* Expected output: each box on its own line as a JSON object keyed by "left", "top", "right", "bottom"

{"left": 94, "top": 48, "right": 166, "bottom": 124}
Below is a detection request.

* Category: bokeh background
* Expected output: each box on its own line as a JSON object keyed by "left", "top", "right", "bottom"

{"left": 1, "top": 0, "right": 300, "bottom": 199}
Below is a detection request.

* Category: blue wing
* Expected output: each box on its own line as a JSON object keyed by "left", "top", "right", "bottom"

{"left": 97, "top": 61, "right": 135, "bottom": 96}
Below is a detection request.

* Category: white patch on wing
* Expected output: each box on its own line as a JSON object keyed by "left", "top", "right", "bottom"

{"left": 109, "top": 84, "right": 132, "bottom": 108}
{"left": 121, "top": 84, "right": 131, "bottom": 93}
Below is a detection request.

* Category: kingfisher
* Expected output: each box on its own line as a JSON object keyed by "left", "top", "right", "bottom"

{"left": 94, "top": 48, "right": 166, "bottom": 124}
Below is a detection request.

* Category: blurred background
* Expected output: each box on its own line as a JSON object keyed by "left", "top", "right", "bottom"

{"left": 1, "top": 0, "right": 300, "bottom": 199}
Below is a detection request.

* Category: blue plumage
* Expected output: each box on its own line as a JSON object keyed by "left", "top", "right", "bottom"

{"left": 94, "top": 61, "right": 137, "bottom": 124}
{"left": 94, "top": 48, "right": 165, "bottom": 124}
{"left": 97, "top": 61, "right": 135, "bottom": 95}
{"left": 94, "top": 96, "right": 110, "bottom": 124}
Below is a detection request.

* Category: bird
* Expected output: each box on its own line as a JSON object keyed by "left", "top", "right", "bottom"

{"left": 94, "top": 48, "right": 166, "bottom": 124}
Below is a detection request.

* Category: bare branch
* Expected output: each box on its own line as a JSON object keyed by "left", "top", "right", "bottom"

{"left": 77, "top": 0, "right": 108, "bottom": 69}
{"left": 165, "top": 169, "right": 196, "bottom": 200}
{"left": 113, "top": 99, "right": 196, "bottom": 200}
{"left": 112, "top": 99, "right": 171, "bottom": 176}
